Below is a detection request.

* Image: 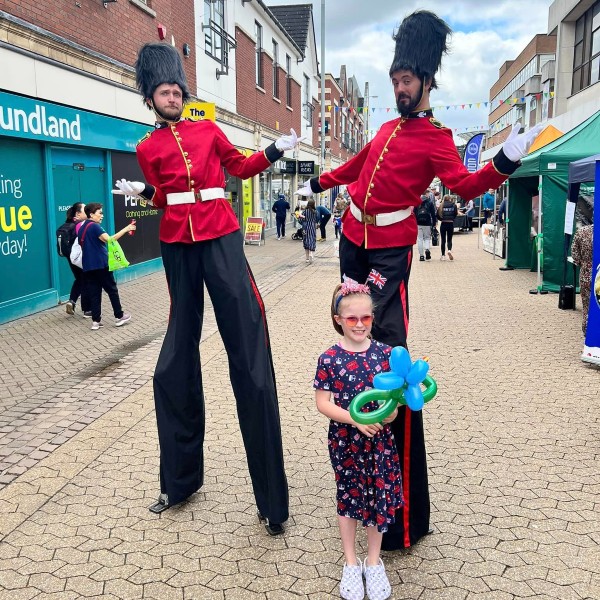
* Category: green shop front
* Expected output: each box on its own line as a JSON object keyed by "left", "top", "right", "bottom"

{"left": 0, "top": 90, "right": 159, "bottom": 325}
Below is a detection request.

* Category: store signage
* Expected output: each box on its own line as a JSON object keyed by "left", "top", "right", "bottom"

{"left": 182, "top": 102, "right": 216, "bottom": 122}
{"left": 244, "top": 216, "right": 263, "bottom": 245}
{"left": 0, "top": 91, "right": 149, "bottom": 151}
{"left": 298, "top": 161, "right": 315, "bottom": 175}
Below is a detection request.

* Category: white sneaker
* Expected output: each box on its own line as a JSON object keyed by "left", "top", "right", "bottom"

{"left": 363, "top": 558, "right": 391, "bottom": 600}
{"left": 340, "top": 558, "right": 364, "bottom": 600}
{"left": 440, "top": 255, "right": 446, "bottom": 261}
{"left": 276, "top": 236, "right": 281, "bottom": 240}
{"left": 91, "top": 321, "right": 104, "bottom": 331}
{"left": 115, "top": 312, "right": 131, "bottom": 327}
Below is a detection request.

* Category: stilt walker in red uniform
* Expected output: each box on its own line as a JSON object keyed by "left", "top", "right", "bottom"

{"left": 113, "top": 43, "right": 302, "bottom": 535}
{"left": 296, "top": 11, "right": 543, "bottom": 548}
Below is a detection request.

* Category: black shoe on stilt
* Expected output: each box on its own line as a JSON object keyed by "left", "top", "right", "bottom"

{"left": 257, "top": 511, "right": 284, "bottom": 536}
{"left": 148, "top": 493, "right": 170, "bottom": 514}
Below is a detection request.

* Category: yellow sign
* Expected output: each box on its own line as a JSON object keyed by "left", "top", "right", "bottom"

{"left": 182, "top": 102, "right": 216, "bottom": 122}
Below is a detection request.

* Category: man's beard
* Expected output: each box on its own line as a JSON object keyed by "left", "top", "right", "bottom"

{"left": 396, "top": 93, "right": 420, "bottom": 117}
{"left": 154, "top": 104, "right": 183, "bottom": 122}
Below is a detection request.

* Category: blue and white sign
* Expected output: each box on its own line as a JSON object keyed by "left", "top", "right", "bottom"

{"left": 582, "top": 159, "right": 600, "bottom": 365}
{"left": 0, "top": 91, "right": 150, "bottom": 152}
{"left": 463, "top": 133, "right": 484, "bottom": 173}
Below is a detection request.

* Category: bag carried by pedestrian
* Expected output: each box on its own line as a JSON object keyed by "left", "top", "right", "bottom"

{"left": 107, "top": 238, "right": 130, "bottom": 271}
{"left": 431, "top": 227, "right": 439, "bottom": 247}
{"left": 56, "top": 222, "right": 76, "bottom": 257}
{"left": 69, "top": 221, "right": 92, "bottom": 268}
{"left": 415, "top": 201, "right": 432, "bottom": 226}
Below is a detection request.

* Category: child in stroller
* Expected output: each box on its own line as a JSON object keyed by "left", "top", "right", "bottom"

{"left": 292, "top": 203, "right": 305, "bottom": 240}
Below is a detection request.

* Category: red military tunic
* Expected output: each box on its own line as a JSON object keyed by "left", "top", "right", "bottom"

{"left": 312, "top": 112, "right": 517, "bottom": 249}
{"left": 137, "top": 119, "right": 282, "bottom": 243}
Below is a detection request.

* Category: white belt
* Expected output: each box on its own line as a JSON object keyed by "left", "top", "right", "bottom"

{"left": 166, "top": 187, "right": 225, "bottom": 205}
{"left": 349, "top": 200, "right": 412, "bottom": 227}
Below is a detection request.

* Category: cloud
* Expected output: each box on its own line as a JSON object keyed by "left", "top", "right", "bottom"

{"left": 266, "top": 0, "right": 554, "bottom": 135}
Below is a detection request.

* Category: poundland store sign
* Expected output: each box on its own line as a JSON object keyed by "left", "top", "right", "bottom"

{"left": 0, "top": 91, "right": 149, "bottom": 151}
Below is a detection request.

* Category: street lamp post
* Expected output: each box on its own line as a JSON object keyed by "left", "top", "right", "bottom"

{"left": 320, "top": 0, "right": 326, "bottom": 179}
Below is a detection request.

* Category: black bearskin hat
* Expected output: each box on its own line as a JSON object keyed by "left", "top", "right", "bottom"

{"left": 135, "top": 43, "right": 190, "bottom": 105}
{"left": 389, "top": 10, "right": 452, "bottom": 89}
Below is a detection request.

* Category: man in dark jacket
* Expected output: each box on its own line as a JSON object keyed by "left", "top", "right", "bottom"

{"left": 315, "top": 203, "right": 331, "bottom": 241}
{"left": 272, "top": 194, "right": 290, "bottom": 239}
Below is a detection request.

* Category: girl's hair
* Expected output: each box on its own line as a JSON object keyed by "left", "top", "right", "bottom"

{"left": 306, "top": 199, "right": 316, "bottom": 211}
{"left": 66, "top": 202, "right": 84, "bottom": 222}
{"left": 85, "top": 202, "right": 103, "bottom": 217}
{"left": 330, "top": 282, "right": 372, "bottom": 335}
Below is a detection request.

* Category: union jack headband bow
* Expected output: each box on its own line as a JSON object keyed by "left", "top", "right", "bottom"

{"left": 335, "top": 282, "right": 371, "bottom": 313}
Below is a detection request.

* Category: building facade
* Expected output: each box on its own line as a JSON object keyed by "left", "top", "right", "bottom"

{"left": 485, "top": 34, "right": 557, "bottom": 152}
{"left": 0, "top": 0, "right": 366, "bottom": 323}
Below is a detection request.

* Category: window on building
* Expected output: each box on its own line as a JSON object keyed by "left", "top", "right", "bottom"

{"left": 204, "top": 0, "right": 225, "bottom": 59}
{"left": 573, "top": 1, "right": 600, "bottom": 93}
{"left": 272, "top": 40, "right": 279, "bottom": 98}
{"left": 255, "top": 22, "right": 263, "bottom": 88}
{"left": 203, "top": 0, "right": 236, "bottom": 77}
{"left": 303, "top": 74, "right": 313, "bottom": 124}
{"left": 286, "top": 54, "right": 292, "bottom": 106}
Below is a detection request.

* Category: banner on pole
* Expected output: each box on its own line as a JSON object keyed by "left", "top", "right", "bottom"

{"left": 463, "top": 133, "right": 484, "bottom": 173}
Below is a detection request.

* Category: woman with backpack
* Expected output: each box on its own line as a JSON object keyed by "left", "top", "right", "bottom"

{"left": 437, "top": 194, "right": 458, "bottom": 260}
{"left": 57, "top": 202, "right": 91, "bottom": 317}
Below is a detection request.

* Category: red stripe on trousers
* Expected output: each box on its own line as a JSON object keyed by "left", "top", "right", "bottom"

{"left": 403, "top": 407, "right": 412, "bottom": 547}
{"left": 246, "top": 265, "right": 269, "bottom": 347}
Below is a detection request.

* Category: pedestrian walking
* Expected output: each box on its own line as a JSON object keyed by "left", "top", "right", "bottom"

{"left": 415, "top": 194, "right": 437, "bottom": 261}
{"left": 570, "top": 224, "right": 594, "bottom": 334}
{"left": 79, "top": 203, "right": 135, "bottom": 330}
{"left": 314, "top": 282, "right": 402, "bottom": 600}
{"left": 316, "top": 203, "right": 332, "bottom": 241}
{"left": 57, "top": 201, "right": 91, "bottom": 317}
{"left": 299, "top": 199, "right": 318, "bottom": 263}
{"left": 296, "top": 10, "right": 542, "bottom": 548}
{"left": 438, "top": 194, "right": 458, "bottom": 260}
{"left": 464, "top": 198, "right": 475, "bottom": 232}
{"left": 272, "top": 193, "right": 290, "bottom": 239}
{"left": 112, "top": 43, "right": 301, "bottom": 533}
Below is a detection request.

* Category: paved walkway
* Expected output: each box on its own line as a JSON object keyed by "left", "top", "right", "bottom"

{"left": 0, "top": 229, "right": 598, "bottom": 599}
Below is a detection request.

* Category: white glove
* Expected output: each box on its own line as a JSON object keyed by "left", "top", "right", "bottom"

{"left": 275, "top": 128, "right": 306, "bottom": 152}
{"left": 295, "top": 180, "right": 314, "bottom": 197}
{"left": 502, "top": 122, "right": 544, "bottom": 162}
{"left": 112, "top": 178, "right": 145, "bottom": 196}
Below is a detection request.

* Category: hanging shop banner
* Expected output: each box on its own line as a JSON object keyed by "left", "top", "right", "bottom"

{"left": 463, "top": 133, "right": 484, "bottom": 173}
{"left": 582, "top": 160, "right": 600, "bottom": 365}
{"left": 0, "top": 91, "right": 149, "bottom": 151}
{"left": 182, "top": 102, "right": 216, "bottom": 122}
{"left": 244, "top": 216, "right": 263, "bottom": 245}
{"left": 111, "top": 152, "right": 162, "bottom": 265}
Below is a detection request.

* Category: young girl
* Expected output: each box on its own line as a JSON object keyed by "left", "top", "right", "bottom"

{"left": 314, "top": 282, "right": 403, "bottom": 600}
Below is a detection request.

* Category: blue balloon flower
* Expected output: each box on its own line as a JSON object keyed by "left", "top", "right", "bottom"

{"left": 373, "top": 347, "right": 430, "bottom": 411}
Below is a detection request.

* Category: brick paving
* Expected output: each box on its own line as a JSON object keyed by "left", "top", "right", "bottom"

{"left": 0, "top": 228, "right": 599, "bottom": 599}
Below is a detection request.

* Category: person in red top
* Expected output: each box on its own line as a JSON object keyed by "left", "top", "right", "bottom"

{"left": 297, "top": 11, "right": 543, "bottom": 550}
{"left": 113, "top": 43, "right": 301, "bottom": 535}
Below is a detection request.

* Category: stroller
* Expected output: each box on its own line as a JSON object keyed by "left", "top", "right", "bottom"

{"left": 291, "top": 207, "right": 304, "bottom": 240}
{"left": 291, "top": 226, "right": 304, "bottom": 241}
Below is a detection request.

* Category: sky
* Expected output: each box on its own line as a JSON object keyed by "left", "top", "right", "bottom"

{"left": 266, "top": 0, "right": 554, "bottom": 143}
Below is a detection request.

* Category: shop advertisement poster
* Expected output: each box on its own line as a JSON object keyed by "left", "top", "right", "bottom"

{"left": 244, "top": 217, "right": 263, "bottom": 245}
{"left": 582, "top": 161, "right": 600, "bottom": 365}
{"left": 0, "top": 140, "right": 50, "bottom": 304}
